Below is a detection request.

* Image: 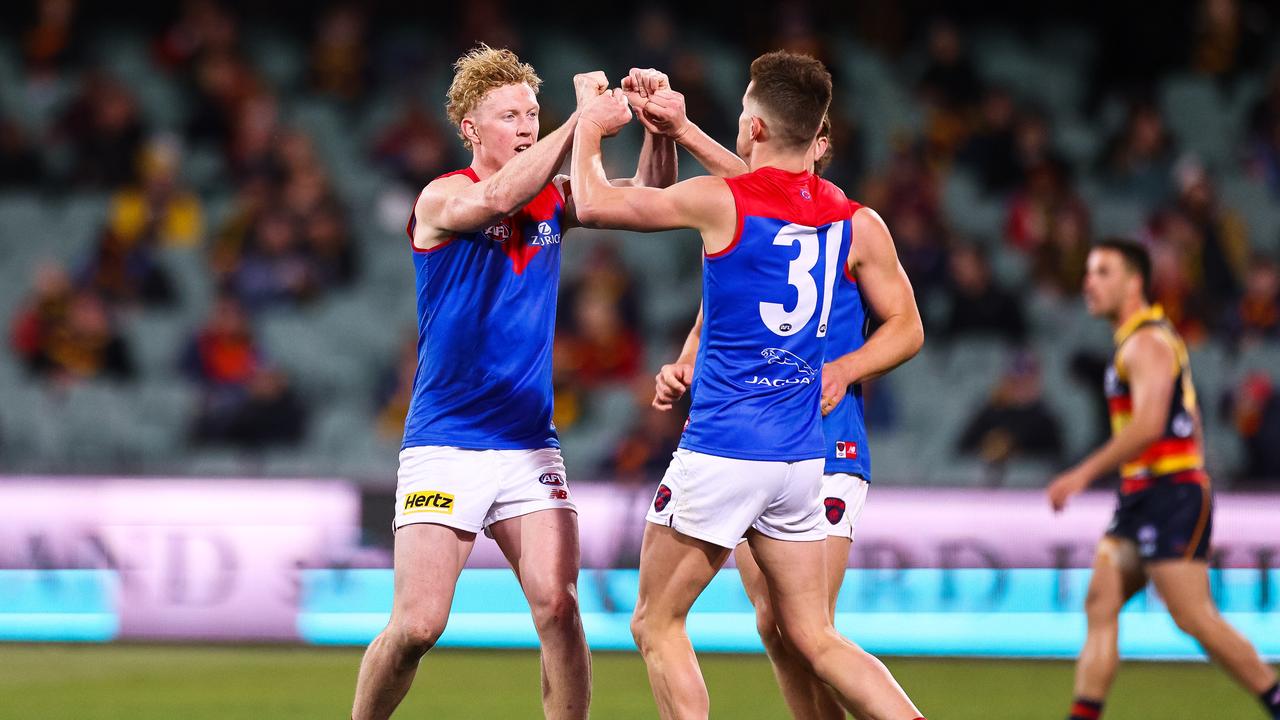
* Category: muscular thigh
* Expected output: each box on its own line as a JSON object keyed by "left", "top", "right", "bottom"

{"left": 488, "top": 508, "right": 581, "bottom": 599}
{"left": 391, "top": 523, "right": 476, "bottom": 621}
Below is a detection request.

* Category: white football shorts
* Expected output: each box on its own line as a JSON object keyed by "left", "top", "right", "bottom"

{"left": 393, "top": 445, "right": 575, "bottom": 534}
{"left": 645, "top": 448, "right": 826, "bottom": 548}
{"left": 819, "top": 473, "right": 870, "bottom": 540}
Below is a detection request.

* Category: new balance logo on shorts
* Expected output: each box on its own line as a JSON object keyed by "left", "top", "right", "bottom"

{"left": 403, "top": 491, "right": 455, "bottom": 515}
{"left": 834, "top": 441, "right": 857, "bottom": 459}
{"left": 653, "top": 484, "right": 673, "bottom": 512}
{"left": 549, "top": 489, "right": 569, "bottom": 500}
{"left": 824, "top": 497, "right": 846, "bottom": 524}
{"left": 538, "top": 472, "right": 565, "bottom": 486}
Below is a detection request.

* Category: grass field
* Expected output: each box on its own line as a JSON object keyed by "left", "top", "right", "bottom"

{"left": 1, "top": 644, "right": 1272, "bottom": 719}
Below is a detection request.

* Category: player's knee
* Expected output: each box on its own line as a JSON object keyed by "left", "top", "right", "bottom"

{"left": 1083, "top": 587, "right": 1122, "bottom": 624}
{"left": 528, "top": 584, "right": 581, "bottom": 633}
{"left": 1170, "top": 606, "right": 1214, "bottom": 638}
{"left": 753, "top": 604, "right": 782, "bottom": 649}
{"left": 393, "top": 614, "right": 448, "bottom": 658}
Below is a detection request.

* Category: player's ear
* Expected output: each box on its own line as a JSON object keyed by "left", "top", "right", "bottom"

{"left": 461, "top": 117, "right": 481, "bottom": 147}
{"left": 750, "top": 116, "right": 766, "bottom": 144}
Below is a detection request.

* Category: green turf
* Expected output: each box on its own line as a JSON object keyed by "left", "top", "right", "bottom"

{"left": 0, "top": 644, "right": 1272, "bottom": 719}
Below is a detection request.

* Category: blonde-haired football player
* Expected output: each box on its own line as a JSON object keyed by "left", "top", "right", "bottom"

{"left": 350, "top": 45, "right": 676, "bottom": 720}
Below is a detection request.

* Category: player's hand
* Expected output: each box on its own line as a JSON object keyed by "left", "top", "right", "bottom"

{"left": 573, "top": 71, "right": 610, "bottom": 110}
{"left": 638, "top": 89, "right": 689, "bottom": 139}
{"left": 820, "top": 362, "right": 851, "bottom": 416}
{"left": 1047, "top": 468, "right": 1091, "bottom": 513}
{"left": 652, "top": 362, "right": 694, "bottom": 410}
{"left": 622, "top": 67, "right": 669, "bottom": 102}
{"left": 582, "top": 89, "right": 632, "bottom": 136}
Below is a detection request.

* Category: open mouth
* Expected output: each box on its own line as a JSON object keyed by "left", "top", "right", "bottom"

{"left": 514, "top": 143, "right": 532, "bottom": 153}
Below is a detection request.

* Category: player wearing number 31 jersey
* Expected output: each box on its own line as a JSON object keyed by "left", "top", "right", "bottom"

{"left": 572, "top": 51, "right": 924, "bottom": 720}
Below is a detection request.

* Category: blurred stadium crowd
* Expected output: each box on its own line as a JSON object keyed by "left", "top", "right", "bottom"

{"left": 1, "top": 0, "right": 1279, "bottom": 487}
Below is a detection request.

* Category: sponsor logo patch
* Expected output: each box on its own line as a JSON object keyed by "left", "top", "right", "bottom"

{"left": 549, "top": 488, "right": 569, "bottom": 500}
{"left": 824, "top": 497, "right": 846, "bottom": 525}
{"left": 653, "top": 484, "right": 673, "bottom": 512}
{"left": 834, "top": 441, "right": 858, "bottom": 460}
{"left": 403, "top": 491, "right": 455, "bottom": 515}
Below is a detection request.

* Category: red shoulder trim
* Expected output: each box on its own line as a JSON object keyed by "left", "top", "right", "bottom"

{"left": 843, "top": 201, "right": 867, "bottom": 283}
{"left": 706, "top": 177, "right": 743, "bottom": 260}
{"left": 408, "top": 168, "right": 479, "bottom": 251}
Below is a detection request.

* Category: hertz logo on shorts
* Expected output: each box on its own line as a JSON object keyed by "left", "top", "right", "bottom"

{"left": 403, "top": 491, "right": 455, "bottom": 515}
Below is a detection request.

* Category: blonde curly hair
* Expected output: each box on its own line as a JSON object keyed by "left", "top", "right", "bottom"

{"left": 446, "top": 44, "right": 542, "bottom": 149}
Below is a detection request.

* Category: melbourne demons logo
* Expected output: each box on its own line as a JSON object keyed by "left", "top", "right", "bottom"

{"left": 834, "top": 441, "right": 857, "bottom": 459}
{"left": 824, "top": 497, "right": 846, "bottom": 524}
{"left": 653, "top": 484, "right": 673, "bottom": 512}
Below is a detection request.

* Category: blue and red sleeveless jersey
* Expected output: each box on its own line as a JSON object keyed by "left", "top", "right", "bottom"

{"left": 402, "top": 168, "right": 564, "bottom": 451}
{"left": 821, "top": 200, "right": 872, "bottom": 480}
{"left": 680, "top": 167, "right": 853, "bottom": 462}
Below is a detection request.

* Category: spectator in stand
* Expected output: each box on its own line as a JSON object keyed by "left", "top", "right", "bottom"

{"left": 1005, "top": 156, "right": 1089, "bottom": 255}
{"left": 957, "top": 351, "right": 1063, "bottom": 466}
{"left": 1246, "top": 65, "right": 1280, "bottom": 196}
{"left": 184, "top": 295, "right": 306, "bottom": 449}
{"left": 303, "top": 206, "right": 357, "bottom": 289}
{"left": 1097, "top": 100, "right": 1176, "bottom": 206}
{"left": 56, "top": 72, "right": 145, "bottom": 188}
{"left": 603, "top": 387, "right": 686, "bottom": 483}
{"left": 186, "top": 50, "right": 261, "bottom": 150}
{"left": 918, "top": 18, "right": 981, "bottom": 161}
{"left": 310, "top": 4, "right": 369, "bottom": 103}
{"left": 371, "top": 103, "right": 450, "bottom": 188}
{"left": 889, "top": 203, "right": 949, "bottom": 303}
{"left": 77, "top": 226, "right": 176, "bottom": 309}
{"left": 1189, "top": 0, "right": 1265, "bottom": 82}
{"left": 374, "top": 335, "right": 418, "bottom": 442}
{"left": 1224, "top": 371, "right": 1280, "bottom": 480}
{"left": 555, "top": 286, "right": 644, "bottom": 387}
{"left": 1172, "top": 158, "right": 1249, "bottom": 311}
{"left": 10, "top": 263, "right": 73, "bottom": 372}
{"left": 631, "top": 6, "right": 677, "bottom": 73}
{"left": 958, "top": 87, "right": 1020, "bottom": 195}
{"left": 1223, "top": 255, "right": 1280, "bottom": 347}
{"left": 154, "top": 0, "right": 240, "bottom": 71}
{"left": 941, "top": 243, "right": 1028, "bottom": 344}
{"left": 23, "top": 0, "right": 80, "bottom": 80}
{"left": 0, "top": 118, "right": 43, "bottom": 187}
{"left": 29, "top": 292, "right": 135, "bottom": 383}
{"left": 1148, "top": 220, "right": 1210, "bottom": 344}
{"left": 107, "top": 135, "right": 204, "bottom": 249}
{"left": 231, "top": 210, "right": 315, "bottom": 311}
{"left": 1031, "top": 210, "right": 1090, "bottom": 298}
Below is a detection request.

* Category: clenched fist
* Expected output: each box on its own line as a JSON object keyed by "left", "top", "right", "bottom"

{"left": 581, "top": 89, "right": 633, "bottom": 137}
{"left": 574, "top": 71, "right": 610, "bottom": 110}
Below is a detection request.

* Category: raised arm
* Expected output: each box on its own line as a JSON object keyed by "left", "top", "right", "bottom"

{"left": 820, "top": 207, "right": 924, "bottom": 415}
{"left": 570, "top": 91, "right": 733, "bottom": 246}
{"left": 1048, "top": 330, "right": 1178, "bottom": 511}
{"left": 413, "top": 72, "right": 609, "bottom": 249}
{"left": 631, "top": 79, "right": 748, "bottom": 178}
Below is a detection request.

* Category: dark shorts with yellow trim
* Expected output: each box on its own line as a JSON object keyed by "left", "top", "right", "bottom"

{"left": 1106, "top": 479, "right": 1213, "bottom": 562}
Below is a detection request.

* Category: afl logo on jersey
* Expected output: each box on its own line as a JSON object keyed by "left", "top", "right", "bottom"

{"left": 484, "top": 222, "right": 512, "bottom": 243}
{"left": 538, "top": 472, "right": 565, "bottom": 486}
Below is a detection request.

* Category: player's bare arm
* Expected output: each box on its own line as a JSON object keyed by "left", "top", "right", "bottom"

{"left": 653, "top": 306, "right": 702, "bottom": 410}
{"left": 570, "top": 91, "right": 734, "bottom": 248}
{"left": 634, "top": 82, "right": 750, "bottom": 178}
{"left": 820, "top": 208, "right": 924, "bottom": 415}
{"left": 1048, "top": 329, "right": 1178, "bottom": 511}
{"left": 412, "top": 72, "right": 608, "bottom": 250}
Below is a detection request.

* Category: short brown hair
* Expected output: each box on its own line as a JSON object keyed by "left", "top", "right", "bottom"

{"left": 747, "top": 51, "right": 832, "bottom": 150}
{"left": 446, "top": 44, "right": 542, "bottom": 148}
{"left": 1095, "top": 237, "right": 1152, "bottom": 301}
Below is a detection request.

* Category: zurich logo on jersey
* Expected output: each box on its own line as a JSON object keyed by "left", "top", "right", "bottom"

{"left": 531, "top": 220, "right": 562, "bottom": 247}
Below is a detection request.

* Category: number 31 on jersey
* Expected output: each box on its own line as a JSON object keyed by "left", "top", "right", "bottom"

{"left": 758, "top": 221, "right": 845, "bottom": 337}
